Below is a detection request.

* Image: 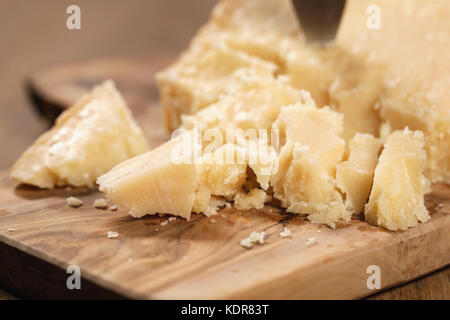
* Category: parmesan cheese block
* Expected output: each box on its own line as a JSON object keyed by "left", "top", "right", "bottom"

{"left": 158, "top": 0, "right": 450, "bottom": 183}
{"left": 98, "top": 131, "right": 198, "bottom": 220}
{"left": 365, "top": 129, "right": 431, "bottom": 230}
{"left": 10, "top": 81, "right": 148, "bottom": 189}
{"left": 338, "top": 0, "right": 450, "bottom": 183}
{"left": 336, "top": 134, "right": 382, "bottom": 213}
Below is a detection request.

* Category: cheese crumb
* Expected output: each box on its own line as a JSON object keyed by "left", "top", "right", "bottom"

{"left": 306, "top": 237, "right": 317, "bottom": 245}
{"left": 66, "top": 196, "right": 83, "bottom": 208}
{"left": 107, "top": 231, "right": 119, "bottom": 239}
{"left": 93, "top": 198, "right": 108, "bottom": 209}
{"left": 155, "top": 228, "right": 159, "bottom": 232}
{"left": 280, "top": 227, "right": 291, "bottom": 238}
{"left": 110, "top": 204, "right": 118, "bottom": 211}
{"left": 7, "top": 228, "right": 15, "bottom": 232}
{"left": 240, "top": 231, "right": 266, "bottom": 249}
{"left": 160, "top": 220, "right": 168, "bottom": 226}
{"left": 168, "top": 217, "right": 177, "bottom": 222}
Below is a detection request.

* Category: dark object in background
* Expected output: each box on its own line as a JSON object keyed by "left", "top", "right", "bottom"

{"left": 292, "top": 0, "right": 346, "bottom": 43}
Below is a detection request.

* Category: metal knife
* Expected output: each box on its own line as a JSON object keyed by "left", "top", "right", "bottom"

{"left": 292, "top": 0, "right": 347, "bottom": 43}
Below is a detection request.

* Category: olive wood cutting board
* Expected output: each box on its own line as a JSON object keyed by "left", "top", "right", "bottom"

{"left": 0, "top": 57, "right": 448, "bottom": 299}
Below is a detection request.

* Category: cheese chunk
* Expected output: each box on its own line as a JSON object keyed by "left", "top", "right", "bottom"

{"left": 10, "top": 81, "right": 148, "bottom": 188}
{"left": 180, "top": 75, "right": 304, "bottom": 132}
{"left": 157, "top": 42, "right": 277, "bottom": 130}
{"left": 271, "top": 141, "right": 349, "bottom": 228}
{"left": 197, "top": 143, "right": 247, "bottom": 198}
{"left": 234, "top": 188, "right": 270, "bottom": 210}
{"left": 98, "top": 131, "right": 198, "bottom": 220}
{"left": 273, "top": 97, "right": 345, "bottom": 175}
{"left": 365, "top": 129, "right": 431, "bottom": 230}
{"left": 271, "top": 102, "right": 349, "bottom": 227}
{"left": 336, "top": 134, "right": 382, "bottom": 213}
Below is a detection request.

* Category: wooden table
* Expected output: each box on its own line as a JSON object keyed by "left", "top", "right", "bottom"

{"left": 0, "top": 0, "right": 447, "bottom": 300}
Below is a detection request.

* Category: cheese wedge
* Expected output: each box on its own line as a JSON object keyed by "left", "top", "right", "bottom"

{"left": 336, "top": 134, "right": 382, "bottom": 213}
{"left": 10, "top": 81, "right": 148, "bottom": 188}
{"left": 98, "top": 131, "right": 198, "bottom": 220}
{"left": 365, "top": 128, "right": 431, "bottom": 230}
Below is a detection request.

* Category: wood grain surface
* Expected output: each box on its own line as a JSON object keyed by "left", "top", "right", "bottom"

{"left": 0, "top": 171, "right": 449, "bottom": 299}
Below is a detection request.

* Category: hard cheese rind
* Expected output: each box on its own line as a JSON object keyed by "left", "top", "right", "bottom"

{"left": 10, "top": 81, "right": 148, "bottom": 188}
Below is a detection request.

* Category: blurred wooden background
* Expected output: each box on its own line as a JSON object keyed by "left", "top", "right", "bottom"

{"left": 0, "top": 0, "right": 215, "bottom": 170}
{"left": 0, "top": 0, "right": 447, "bottom": 300}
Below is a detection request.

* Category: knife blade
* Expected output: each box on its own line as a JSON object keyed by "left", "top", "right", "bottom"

{"left": 292, "top": 0, "right": 347, "bottom": 43}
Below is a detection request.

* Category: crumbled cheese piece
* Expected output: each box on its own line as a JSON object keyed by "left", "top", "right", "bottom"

{"left": 107, "top": 231, "right": 119, "bottom": 239}
{"left": 109, "top": 204, "right": 118, "bottom": 211}
{"left": 280, "top": 227, "right": 291, "bottom": 238}
{"left": 240, "top": 231, "right": 266, "bottom": 249}
{"left": 155, "top": 228, "right": 159, "bottom": 232}
{"left": 306, "top": 237, "right": 317, "bottom": 245}
{"left": 234, "top": 189, "right": 269, "bottom": 210}
{"left": 203, "top": 207, "right": 217, "bottom": 217}
{"left": 7, "top": 228, "right": 15, "bottom": 232}
{"left": 160, "top": 220, "right": 168, "bottom": 226}
{"left": 93, "top": 198, "right": 108, "bottom": 209}
{"left": 66, "top": 196, "right": 83, "bottom": 208}
{"left": 168, "top": 217, "right": 177, "bottom": 222}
